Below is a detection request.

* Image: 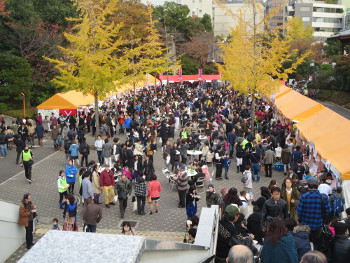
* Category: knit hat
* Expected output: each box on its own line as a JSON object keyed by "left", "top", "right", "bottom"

{"left": 208, "top": 184, "right": 214, "bottom": 188}
{"left": 224, "top": 204, "right": 240, "bottom": 220}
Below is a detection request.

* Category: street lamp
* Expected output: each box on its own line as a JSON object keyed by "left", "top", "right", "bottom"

{"left": 19, "top": 92, "right": 26, "bottom": 118}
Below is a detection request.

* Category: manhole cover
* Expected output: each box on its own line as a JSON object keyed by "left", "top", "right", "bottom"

{"left": 120, "top": 220, "right": 137, "bottom": 228}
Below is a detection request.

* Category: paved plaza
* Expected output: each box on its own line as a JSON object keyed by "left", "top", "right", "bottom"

{"left": 1, "top": 131, "right": 285, "bottom": 261}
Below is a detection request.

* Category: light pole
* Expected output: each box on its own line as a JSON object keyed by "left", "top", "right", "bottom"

{"left": 19, "top": 92, "right": 26, "bottom": 118}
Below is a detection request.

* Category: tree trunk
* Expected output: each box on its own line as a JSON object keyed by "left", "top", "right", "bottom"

{"left": 94, "top": 92, "right": 100, "bottom": 138}
{"left": 251, "top": 94, "right": 256, "bottom": 134}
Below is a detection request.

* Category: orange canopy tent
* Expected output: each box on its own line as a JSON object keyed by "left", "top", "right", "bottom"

{"left": 275, "top": 88, "right": 325, "bottom": 122}
{"left": 274, "top": 86, "right": 350, "bottom": 180}
{"left": 37, "top": 90, "right": 94, "bottom": 110}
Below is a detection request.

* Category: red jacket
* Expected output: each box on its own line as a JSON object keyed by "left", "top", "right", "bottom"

{"left": 148, "top": 180, "right": 162, "bottom": 198}
{"left": 99, "top": 170, "right": 115, "bottom": 187}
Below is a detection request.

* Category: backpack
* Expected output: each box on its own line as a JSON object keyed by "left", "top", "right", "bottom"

{"left": 81, "top": 144, "right": 89, "bottom": 154}
{"left": 332, "top": 196, "right": 344, "bottom": 217}
{"left": 241, "top": 171, "right": 248, "bottom": 184}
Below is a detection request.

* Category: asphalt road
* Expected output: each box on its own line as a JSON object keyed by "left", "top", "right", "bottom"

{"left": 317, "top": 100, "right": 350, "bottom": 120}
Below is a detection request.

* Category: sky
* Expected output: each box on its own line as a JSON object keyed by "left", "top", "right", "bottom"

{"left": 141, "top": 0, "right": 167, "bottom": 6}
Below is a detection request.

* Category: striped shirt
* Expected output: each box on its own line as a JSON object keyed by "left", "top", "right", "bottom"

{"left": 297, "top": 190, "right": 331, "bottom": 230}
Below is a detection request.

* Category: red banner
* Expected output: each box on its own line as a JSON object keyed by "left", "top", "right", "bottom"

{"left": 158, "top": 74, "right": 164, "bottom": 80}
{"left": 59, "top": 109, "right": 77, "bottom": 116}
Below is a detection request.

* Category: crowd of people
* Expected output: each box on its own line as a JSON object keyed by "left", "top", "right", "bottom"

{"left": 1, "top": 82, "right": 349, "bottom": 263}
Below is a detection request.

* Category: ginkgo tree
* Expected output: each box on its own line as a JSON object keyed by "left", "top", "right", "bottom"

{"left": 123, "top": 5, "right": 177, "bottom": 113}
{"left": 45, "top": 0, "right": 128, "bottom": 133}
{"left": 217, "top": 0, "right": 310, "bottom": 131}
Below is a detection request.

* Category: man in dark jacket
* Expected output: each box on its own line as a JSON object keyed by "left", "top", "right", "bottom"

{"left": 79, "top": 137, "right": 90, "bottom": 167}
{"left": 14, "top": 136, "right": 25, "bottom": 164}
{"left": 83, "top": 198, "right": 102, "bottom": 233}
{"left": 330, "top": 221, "right": 350, "bottom": 263}
{"left": 216, "top": 204, "right": 254, "bottom": 263}
{"left": 261, "top": 187, "right": 288, "bottom": 230}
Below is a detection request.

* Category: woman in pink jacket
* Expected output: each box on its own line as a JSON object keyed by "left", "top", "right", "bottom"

{"left": 148, "top": 175, "right": 162, "bottom": 215}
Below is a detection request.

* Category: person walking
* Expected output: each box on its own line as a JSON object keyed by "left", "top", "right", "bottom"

{"left": 297, "top": 177, "right": 331, "bottom": 253}
{"left": 186, "top": 185, "right": 200, "bottom": 219}
{"left": 20, "top": 145, "right": 34, "bottom": 184}
{"left": 0, "top": 131, "right": 8, "bottom": 159}
{"left": 223, "top": 154, "right": 231, "bottom": 180}
{"left": 94, "top": 135, "right": 104, "bottom": 165}
{"left": 250, "top": 147, "right": 261, "bottom": 182}
{"left": 14, "top": 136, "right": 25, "bottom": 164}
{"left": 148, "top": 175, "right": 162, "bottom": 215}
{"left": 83, "top": 198, "right": 102, "bottom": 233}
{"left": 281, "top": 145, "right": 291, "bottom": 176}
{"left": 60, "top": 194, "right": 78, "bottom": 231}
{"left": 176, "top": 165, "right": 189, "bottom": 208}
{"left": 81, "top": 172, "right": 94, "bottom": 207}
{"left": 57, "top": 170, "right": 68, "bottom": 209}
{"left": 79, "top": 137, "right": 90, "bottom": 168}
{"left": 281, "top": 178, "right": 300, "bottom": 221}
{"left": 35, "top": 123, "right": 44, "bottom": 147}
{"left": 99, "top": 164, "right": 115, "bottom": 208}
{"left": 69, "top": 140, "right": 79, "bottom": 166}
{"left": 91, "top": 164, "right": 101, "bottom": 204}
{"left": 134, "top": 174, "right": 147, "bottom": 215}
{"left": 115, "top": 174, "right": 132, "bottom": 218}
{"left": 51, "top": 125, "right": 59, "bottom": 150}
{"left": 263, "top": 146, "right": 275, "bottom": 177}
{"left": 102, "top": 138, "right": 113, "bottom": 167}
{"left": 261, "top": 187, "right": 288, "bottom": 230}
{"left": 65, "top": 159, "right": 78, "bottom": 195}
{"left": 19, "top": 193, "right": 37, "bottom": 249}
{"left": 214, "top": 146, "right": 225, "bottom": 180}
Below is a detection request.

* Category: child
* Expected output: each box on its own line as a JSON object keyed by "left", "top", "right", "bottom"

{"left": 52, "top": 218, "right": 61, "bottom": 230}
{"left": 223, "top": 154, "right": 231, "bottom": 180}
{"left": 242, "top": 165, "right": 252, "bottom": 192}
{"left": 188, "top": 228, "right": 197, "bottom": 244}
{"left": 56, "top": 133, "right": 63, "bottom": 151}
{"left": 121, "top": 221, "right": 135, "bottom": 235}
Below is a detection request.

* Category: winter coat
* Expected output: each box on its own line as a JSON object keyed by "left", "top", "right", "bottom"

{"left": 91, "top": 171, "right": 101, "bottom": 194}
{"left": 261, "top": 233, "right": 298, "bottom": 263}
{"left": 35, "top": 124, "right": 45, "bottom": 139}
{"left": 247, "top": 212, "right": 264, "bottom": 244}
{"left": 99, "top": 169, "right": 115, "bottom": 187}
{"left": 281, "top": 187, "right": 300, "bottom": 221}
{"left": 206, "top": 190, "right": 219, "bottom": 207}
{"left": 264, "top": 149, "right": 275, "bottom": 164}
{"left": 281, "top": 148, "right": 291, "bottom": 164}
{"left": 261, "top": 198, "right": 288, "bottom": 228}
{"left": 83, "top": 203, "right": 102, "bottom": 226}
{"left": 330, "top": 234, "right": 350, "bottom": 263}
{"left": 19, "top": 202, "right": 34, "bottom": 227}
{"left": 148, "top": 180, "right": 162, "bottom": 198}
{"left": 292, "top": 225, "right": 311, "bottom": 262}
{"left": 102, "top": 142, "right": 113, "bottom": 158}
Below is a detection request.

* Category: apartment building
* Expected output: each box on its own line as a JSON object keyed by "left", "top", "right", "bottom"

{"left": 178, "top": 0, "right": 264, "bottom": 36}
{"left": 287, "top": 0, "right": 346, "bottom": 40}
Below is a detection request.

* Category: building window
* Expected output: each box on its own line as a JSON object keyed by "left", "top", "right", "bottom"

{"left": 300, "top": 6, "right": 311, "bottom": 12}
{"left": 302, "top": 17, "right": 311, "bottom": 22}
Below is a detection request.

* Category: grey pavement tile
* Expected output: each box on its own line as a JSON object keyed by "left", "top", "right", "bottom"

{"left": 1, "top": 131, "right": 286, "bottom": 261}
